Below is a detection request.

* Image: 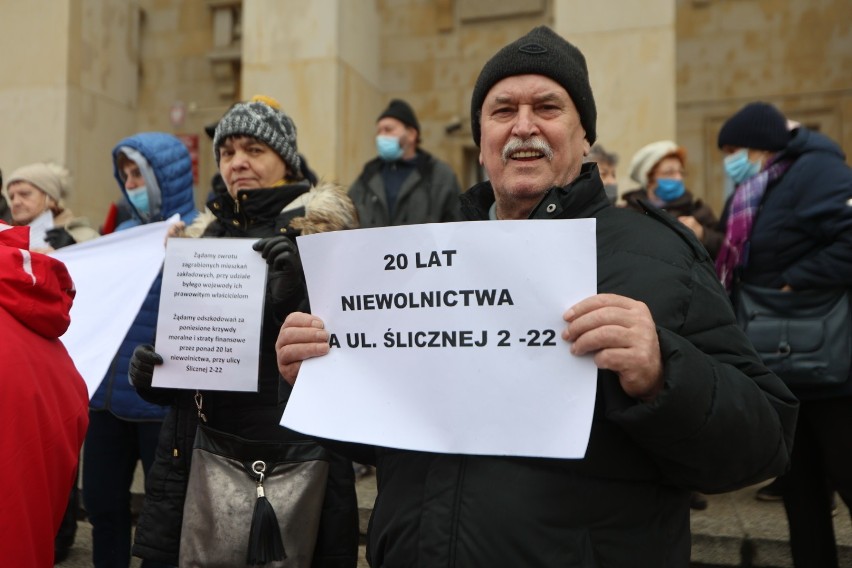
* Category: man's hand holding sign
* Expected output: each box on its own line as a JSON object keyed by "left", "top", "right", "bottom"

{"left": 276, "top": 219, "right": 653, "bottom": 459}
{"left": 563, "top": 294, "right": 663, "bottom": 402}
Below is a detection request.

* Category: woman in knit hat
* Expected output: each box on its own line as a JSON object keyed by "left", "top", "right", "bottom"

{"left": 622, "top": 141, "right": 723, "bottom": 258}
{"left": 3, "top": 162, "right": 98, "bottom": 252}
{"left": 717, "top": 101, "right": 852, "bottom": 568}
{"left": 127, "top": 95, "right": 361, "bottom": 567}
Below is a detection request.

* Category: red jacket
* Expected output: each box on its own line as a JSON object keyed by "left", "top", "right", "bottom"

{"left": 0, "top": 224, "right": 89, "bottom": 567}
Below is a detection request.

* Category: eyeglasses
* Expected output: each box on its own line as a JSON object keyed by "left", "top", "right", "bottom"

{"left": 655, "top": 168, "right": 686, "bottom": 178}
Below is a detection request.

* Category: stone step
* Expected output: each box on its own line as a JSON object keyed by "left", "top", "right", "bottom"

{"left": 56, "top": 473, "right": 852, "bottom": 567}
{"left": 354, "top": 475, "right": 852, "bottom": 568}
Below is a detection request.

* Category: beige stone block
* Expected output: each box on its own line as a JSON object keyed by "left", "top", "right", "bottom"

{"left": 555, "top": 0, "right": 673, "bottom": 34}
{"left": 64, "top": 88, "right": 142, "bottom": 224}
{"left": 243, "top": 0, "right": 339, "bottom": 64}
{"left": 340, "top": 0, "right": 381, "bottom": 89}
{"left": 678, "top": 0, "right": 852, "bottom": 106}
{"left": 457, "top": 0, "right": 545, "bottom": 23}
{"left": 0, "top": 89, "right": 69, "bottom": 172}
{"left": 381, "top": 34, "right": 460, "bottom": 65}
{"left": 381, "top": 63, "right": 414, "bottom": 93}
{"left": 0, "top": 2, "right": 71, "bottom": 88}
{"left": 571, "top": 28, "right": 676, "bottom": 192}
{"left": 378, "top": 0, "right": 440, "bottom": 36}
{"left": 432, "top": 57, "right": 471, "bottom": 91}
{"left": 338, "top": 64, "right": 384, "bottom": 187}
{"left": 139, "top": 1, "right": 180, "bottom": 33}
{"left": 459, "top": 19, "right": 549, "bottom": 60}
{"left": 76, "top": 0, "right": 140, "bottom": 106}
{"left": 244, "top": 58, "right": 341, "bottom": 180}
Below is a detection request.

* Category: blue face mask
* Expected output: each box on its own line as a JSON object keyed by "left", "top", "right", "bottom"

{"left": 376, "top": 135, "right": 404, "bottom": 161}
{"left": 126, "top": 186, "right": 150, "bottom": 215}
{"left": 654, "top": 178, "right": 685, "bottom": 202}
{"left": 724, "top": 149, "right": 762, "bottom": 185}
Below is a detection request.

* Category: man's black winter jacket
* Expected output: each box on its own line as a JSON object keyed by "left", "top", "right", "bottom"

{"left": 361, "top": 164, "right": 797, "bottom": 568}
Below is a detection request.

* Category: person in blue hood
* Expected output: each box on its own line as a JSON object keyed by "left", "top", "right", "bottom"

{"left": 84, "top": 132, "right": 198, "bottom": 568}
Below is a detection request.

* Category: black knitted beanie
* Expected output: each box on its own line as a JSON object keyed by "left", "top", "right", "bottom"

{"left": 470, "top": 26, "right": 597, "bottom": 147}
{"left": 717, "top": 102, "right": 791, "bottom": 151}
{"left": 378, "top": 99, "right": 420, "bottom": 133}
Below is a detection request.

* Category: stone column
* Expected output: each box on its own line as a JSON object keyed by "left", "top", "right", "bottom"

{"left": 0, "top": 0, "right": 141, "bottom": 224}
{"left": 554, "top": 0, "right": 677, "bottom": 196}
{"left": 241, "top": 0, "right": 382, "bottom": 186}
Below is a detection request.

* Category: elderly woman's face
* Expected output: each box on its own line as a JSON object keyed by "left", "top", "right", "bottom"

{"left": 648, "top": 156, "right": 685, "bottom": 193}
{"left": 7, "top": 181, "right": 51, "bottom": 225}
{"left": 218, "top": 136, "right": 288, "bottom": 197}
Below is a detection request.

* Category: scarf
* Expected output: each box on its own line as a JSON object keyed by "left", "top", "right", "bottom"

{"left": 715, "top": 155, "right": 794, "bottom": 291}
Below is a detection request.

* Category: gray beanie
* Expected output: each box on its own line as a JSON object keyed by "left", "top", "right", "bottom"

{"left": 470, "top": 26, "right": 597, "bottom": 147}
{"left": 213, "top": 95, "right": 301, "bottom": 175}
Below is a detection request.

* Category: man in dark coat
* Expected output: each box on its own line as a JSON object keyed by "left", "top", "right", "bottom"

{"left": 276, "top": 27, "right": 798, "bottom": 567}
{"left": 348, "top": 99, "right": 462, "bottom": 227}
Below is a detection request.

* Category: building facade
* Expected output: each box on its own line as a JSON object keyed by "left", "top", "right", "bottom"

{"left": 1, "top": 0, "right": 849, "bottom": 223}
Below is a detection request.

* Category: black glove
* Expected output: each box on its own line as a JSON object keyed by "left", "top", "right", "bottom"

{"left": 45, "top": 228, "right": 76, "bottom": 249}
{"left": 129, "top": 344, "right": 163, "bottom": 390}
{"left": 252, "top": 236, "right": 306, "bottom": 312}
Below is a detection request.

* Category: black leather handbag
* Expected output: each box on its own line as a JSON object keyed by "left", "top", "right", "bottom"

{"left": 179, "top": 393, "right": 330, "bottom": 568}
{"left": 735, "top": 284, "right": 852, "bottom": 388}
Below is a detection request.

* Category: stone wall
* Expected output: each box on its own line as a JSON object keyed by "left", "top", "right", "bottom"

{"left": 676, "top": 0, "right": 852, "bottom": 211}
{"left": 1, "top": 0, "right": 849, "bottom": 223}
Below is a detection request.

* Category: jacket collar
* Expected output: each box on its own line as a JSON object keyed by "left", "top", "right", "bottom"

{"left": 207, "top": 182, "right": 311, "bottom": 229}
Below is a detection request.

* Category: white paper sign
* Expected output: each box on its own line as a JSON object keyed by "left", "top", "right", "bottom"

{"left": 282, "top": 220, "right": 599, "bottom": 459}
{"left": 52, "top": 216, "right": 178, "bottom": 399}
{"left": 152, "top": 238, "right": 267, "bottom": 391}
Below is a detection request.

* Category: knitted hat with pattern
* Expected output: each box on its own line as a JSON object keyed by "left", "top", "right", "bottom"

{"left": 213, "top": 95, "right": 301, "bottom": 175}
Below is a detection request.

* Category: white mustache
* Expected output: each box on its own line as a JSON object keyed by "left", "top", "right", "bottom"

{"left": 501, "top": 138, "right": 554, "bottom": 163}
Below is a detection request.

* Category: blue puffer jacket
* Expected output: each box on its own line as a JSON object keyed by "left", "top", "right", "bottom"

{"left": 89, "top": 132, "right": 199, "bottom": 420}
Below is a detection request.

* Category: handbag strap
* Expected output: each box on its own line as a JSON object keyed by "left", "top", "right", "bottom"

{"left": 194, "top": 390, "right": 208, "bottom": 423}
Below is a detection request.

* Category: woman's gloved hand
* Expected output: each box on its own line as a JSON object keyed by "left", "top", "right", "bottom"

{"left": 129, "top": 343, "right": 163, "bottom": 390}
{"left": 45, "top": 228, "right": 77, "bottom": 249}
{"left": 252, "top": 236, "right": 306, "bottom": 313}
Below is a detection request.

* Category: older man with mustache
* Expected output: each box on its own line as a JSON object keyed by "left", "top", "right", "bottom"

{"left": 275, "top": 26, "right": 798, "bottom": 568}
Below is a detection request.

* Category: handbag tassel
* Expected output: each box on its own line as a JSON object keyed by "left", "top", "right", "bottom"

{"left": 247, "top": 460, "right": 286, "bottom": 565}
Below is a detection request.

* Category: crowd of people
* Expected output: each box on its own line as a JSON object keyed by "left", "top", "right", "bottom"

{"left": 2, "top": 24, "right": 850, "bottom": 568}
